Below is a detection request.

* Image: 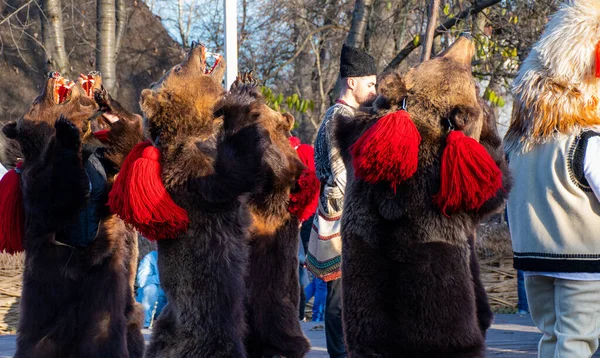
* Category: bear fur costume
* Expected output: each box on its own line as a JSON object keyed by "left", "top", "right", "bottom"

{"left": 139, "top": 43, "right": 268, "bottom": 358}
{"left": 0, "top": 129, "right": 21, "bottom": 169}
{"left": 334, "top": 35, "right": 511, "bottom": 357}
{"left": 1, "top": 72, "right": 145, "bottom": 358}
{"left": 220, "top": 73, "right": 311, "bottom": 358}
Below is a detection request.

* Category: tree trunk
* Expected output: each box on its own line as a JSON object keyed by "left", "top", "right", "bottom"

{"left": 177, "top": 0, "right": 188, "bottom": 47}
{"left": 346, "top": 0, "right": 374, "bottom": 48}
{"left": 97, "top": 0, "right": 117, "bottom": 92}
{"left": 40, "top": 9, "right": 53, "bottom": 73}
{"left": 396, "top": 0, "right": 410, "bottom": 54}
{"left": 42, "top": 0, "right": 70, "bottom": 75}
{"left": 421, "top": 0, "right": 440, "bottom": 62}
{"left": 115, "top": 0, "right": 128, "bottom": 56}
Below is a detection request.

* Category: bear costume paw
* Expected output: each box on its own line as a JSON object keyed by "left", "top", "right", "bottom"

{"left": 55, "top": 115, "right": 81, "bottom": 149}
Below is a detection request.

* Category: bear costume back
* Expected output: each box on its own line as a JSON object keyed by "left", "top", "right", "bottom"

{"left": 1, "top": 72, "right": 145, "bottom": 358}
{"left": 334, "top": 35, "right": 511, "bottom": 357}
{"left": 131, "top": 44, "right": 268, "bottom": 358}
{"left": 221, "top": 74, "right": 312, "bottom": 358}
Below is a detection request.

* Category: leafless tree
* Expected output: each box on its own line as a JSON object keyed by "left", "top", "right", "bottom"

{"left": 0, "top": 0, "right": 561, "bottom": 141}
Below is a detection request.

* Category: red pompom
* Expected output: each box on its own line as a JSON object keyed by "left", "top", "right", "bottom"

{"left": 289, "top": 168, "right": 320, "bottom": 222}
{"left": 0, "top": 162, "right": 25, "bottom": 254}
{"left": 108, "top": 141, "right": 189, "bottom": 241}
{"left": 289, "top": 136, "right": 301, "bottom": 150}
{"left": 351, "top": 111, "right": 421, "bottom": 189}
{"left": 93, "top": 129, "right": 110, "bottom": 143}
{"left": 595, "top": 41, "right": 600, "bottom": 78}
{"left": 434, "top": 131, "right": 503, "bottom": 216}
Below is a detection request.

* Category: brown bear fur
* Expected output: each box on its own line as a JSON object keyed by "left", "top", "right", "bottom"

{"left": 0, "top": 129, "right": 21, "bottom": 168}
{"left": 140, "top": 45, "right": 268, "bottom": 358}
{"left": 93, "top": 82, "right": 147, "bottom": 358}
{"left": 222, "top": 74, "right": 310, "bottom": 358}
{"left": 2, "top": 73, "right": 145, "bottom": 358}
{"left": 334, "top": 36, "right": 511, "bottom": 357}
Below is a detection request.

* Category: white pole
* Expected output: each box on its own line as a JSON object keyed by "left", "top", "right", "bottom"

{"left": 224, "top": 0, "right": 238, "bottom": 90}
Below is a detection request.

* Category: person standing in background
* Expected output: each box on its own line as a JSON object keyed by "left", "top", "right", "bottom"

{"left": 506, "top": 1, "right": 600, "bottom": 356}
{"left": 307, "top": 43, "right": 377, "bottom": 358}
{"left": 136, "top": 250, "right": 167, "bottom": 328}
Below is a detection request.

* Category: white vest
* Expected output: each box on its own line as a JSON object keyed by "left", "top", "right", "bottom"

{"left": 507, "top": 132, "right": 600, "bottom": 272}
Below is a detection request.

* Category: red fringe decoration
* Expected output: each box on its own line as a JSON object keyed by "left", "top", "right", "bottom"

{"left": 289, "top": 136, "right": 301, "bottom": 150}
{"left": 434, "top": 131, "right": 503, "bottom": 216}
{"left": 108, "top": 141, "right": 189, "bottom": 241}
{"left": 350, "top": 111, "right": 421, "bottom": 189}
{"left": 595, "top": 41, "right": 600, "bottom": 78}
{"left": 0, "top": 162, "right": 24, "bottom": 254}
{"left": 289, "top": 168, "right": 320, "bottom": 222}
{"left": 288, "top": 137, "right": 320, "bottom": 221}
{"left": 93, "top": 129, "right": 110, "bottom": 143}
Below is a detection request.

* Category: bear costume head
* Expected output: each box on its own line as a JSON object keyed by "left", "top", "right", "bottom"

{"left": 2, "top": 72, "right": 100, "bottom": 158}
{"left": 338, "top": 34, "right": 508, "bottom": 220}
{"left": 140, "top": 41, "right": 225, "bottom": 149}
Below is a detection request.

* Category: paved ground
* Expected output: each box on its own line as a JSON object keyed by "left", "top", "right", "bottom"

{"left": 1, "top": 314, "right": 599, "bottom": 357}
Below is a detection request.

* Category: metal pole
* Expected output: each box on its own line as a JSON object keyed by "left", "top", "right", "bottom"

{"left": 224, "top": 0, "right": 238, "bottom": 90}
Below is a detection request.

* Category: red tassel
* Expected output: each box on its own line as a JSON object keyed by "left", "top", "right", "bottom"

{"left": 289, "top": 168, "right": 320, "bottom": 222}
{"left": 434, "top": 131, "right": 503, "bottom": 216}
{"left": 595, "top": 41, "right": 600, "bottom": 78}
{"left": 289, "top": 136, "right": 301, "bottom": 150}
{"left": 93, "top": 129, "right": 110, "bottom": 143}
{"left": 351, "top": 111, "right": 421, "bottom": 188}
{"left": 108, "top": 141, "right": 189, "bottom": 241}
{"left": 0, "top": 162, "right": 25, "bottom": 254}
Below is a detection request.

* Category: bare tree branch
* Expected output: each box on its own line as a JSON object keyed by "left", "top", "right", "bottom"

{"left": 263, "top": 24, "right": 347, "bottom": 82}
{"left": 7, "top": 18, "right": 36, "bottom": 70}
{"left": 0, "top": 0, "right": 35, "bottom": 26}
{"left": 383, "top": 0, "right": 501, "bottom": 73}
{"left": 421, "top": 0, "right": 440, "bottom": 61}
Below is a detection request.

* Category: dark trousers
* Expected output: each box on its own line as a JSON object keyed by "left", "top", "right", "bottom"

{"left": 517, "top": 270, "right": 529, "bottom": 313}
{"left": 299, "top": 284, "right": 306, "bottom": 320}
{"left": 325, "top": 278, "right": 346, "bottom": 358}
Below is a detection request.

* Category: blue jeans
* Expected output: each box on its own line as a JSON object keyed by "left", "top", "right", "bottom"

{"left": 305, "top": 276, "right": 327, "bottom": 322}
{"left": 517, "top": 270, "right": 529, "bottom": 313}
{"left": 136, "top": 284, "right": 167, "bottom": 327}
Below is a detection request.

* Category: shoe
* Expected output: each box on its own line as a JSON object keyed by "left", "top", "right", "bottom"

{"left": 310, "top": 324, "right": 325, "bottom": 331}
{"left": 517, "top": 309, "right": 529, "bottom": 315}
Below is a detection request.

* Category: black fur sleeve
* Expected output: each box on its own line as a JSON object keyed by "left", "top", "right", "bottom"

{"left": 25, "top": 116, "right": 89, "bottom": 228}
{"left": 189, "top": 124, "right": 269, "bottom": 204}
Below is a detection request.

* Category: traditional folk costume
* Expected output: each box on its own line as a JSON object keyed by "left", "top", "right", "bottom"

{"left": 307, "top": 43, "right": 377, "bottom": 358}
{"left": 505, "top": 1, "right": 600, "bottom": 356}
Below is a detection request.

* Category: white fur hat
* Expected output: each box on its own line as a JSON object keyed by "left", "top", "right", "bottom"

{"left": 506, "top": 0, "right": 600, "bottom": 151}
{"left": 530, "top": 0, "right": 600, "bottom": 83}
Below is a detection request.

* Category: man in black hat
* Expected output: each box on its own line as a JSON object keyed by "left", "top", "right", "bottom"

{"left": 307, "top": 43, "right": 377, "bottom": 358}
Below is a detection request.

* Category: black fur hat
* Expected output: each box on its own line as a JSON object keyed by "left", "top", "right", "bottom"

{"left": 340, "top": 44, "right": 376, "bottom": 78}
